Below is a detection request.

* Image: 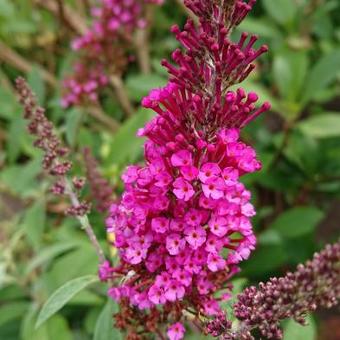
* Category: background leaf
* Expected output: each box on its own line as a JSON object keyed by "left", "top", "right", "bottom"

{"left": 36, "top": 275, "right": 99, "bottom": 328}
{"left": 270, "top": 207, "right": 325, "bottom": 239}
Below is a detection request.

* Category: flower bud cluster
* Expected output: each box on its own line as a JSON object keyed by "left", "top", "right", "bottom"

{"left": 16, "top": 77, "right": 90, "bottom": 217}
{"left": 206, "top": 241, "right": 340, "bottom": 340}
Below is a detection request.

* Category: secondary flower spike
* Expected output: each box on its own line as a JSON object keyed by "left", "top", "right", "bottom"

{"left": 104, "top": 1, "right": 271, "bottom": 338}
{"left": 62, "top": 0, "right": 164, "bottom": 108}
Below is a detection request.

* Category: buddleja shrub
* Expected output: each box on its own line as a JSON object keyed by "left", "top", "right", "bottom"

{"left": 15, "top": 1, "right": 339, "bottom": 340}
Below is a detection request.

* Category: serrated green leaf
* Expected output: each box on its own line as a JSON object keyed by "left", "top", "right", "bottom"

{"left": 94, "top": 300, "right": 122, "bottom": 340}
{"left": 36, "top": 275, "right": 99, "bottom": 328}
{"left": 270, "top": 207, "right": 324, "bottom": 239}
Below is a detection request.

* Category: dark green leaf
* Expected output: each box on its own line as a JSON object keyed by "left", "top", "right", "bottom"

{"left": 270, "top": 207, "right": 324, "bottom": 239}
{"left": 302, "top": 51, "right": 340, "bottom": 104}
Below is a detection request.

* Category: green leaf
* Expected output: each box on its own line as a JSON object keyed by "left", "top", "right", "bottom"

{"left": 273, "top": 50, "right": 308, "bottom": 102}
{"left": 242, "top": 245, "right": 288, "bottom": 276}
{"left": 126, "top": 74, "right": 166, "bottom": 101}
{"left": 24, "top": 242, "right": 79, "bottom": 276}
{"left": 283, "top": 316, "right": 316, "bottom": 340}
{"left": 105, "top": 108, "right": 153, "bottom": 165}
{"left": 65, "top": 108, "right": 83, "bottom": 147}
{"left": 94, "top": 300, "right": 122, "bottom": 340}
{"left": 302, "top": 50, "right": 340, "bottom": 104}
{"left": 36, "top": 275, "right": 99, "bottom": 328}
{"left": 270, "top": 207, "right": 324, "bottom": 239}
{"left": 298, "top": 113, "right": 340, "bottom": 138}
{"left": 22, "top": 200, "right": 46, "bottom": 250}
{"left": 0, "top": 302, "right": 28, "bottom": 328}
{"left": 262, "top": 0, "right": 297, "bottom": 26}
{"left": 28, "top": 66, "right": 46, "bottom": 104}
{"left": 0, "top": 0, "right": 15, "bottom": 17}
{"left": 22, "top": 306, "right": 73, "bottom": 340}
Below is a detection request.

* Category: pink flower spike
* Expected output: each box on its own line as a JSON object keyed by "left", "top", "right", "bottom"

{"left": 166, "top": 234, "right": 185, "bottom": 255}
{"left": 164, "top": 280, "right": 185, "bottom": 302}
{"left": 171, "top": 150, "right": 192, "bottom": 167}
{"left": 202, "top": 177, "right": 225, "bottom": 199}
{"left": 173, "top": 178, "right": 195, "bottom": 201}
{"left": 152, "top": 217, "right": 170, "bottom": 234}
{"left": 199, "top": 163, "right": 221, "bottom": 183}
{"left": 167, "top": 322, "right": 185, "bottom": 340}
{"left": 184, "top": 226, "right": 206, "bottom": 249}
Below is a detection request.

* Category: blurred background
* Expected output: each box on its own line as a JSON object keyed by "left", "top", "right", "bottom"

{"left": 0, "top": 0, "right": 339, "bottom": 339}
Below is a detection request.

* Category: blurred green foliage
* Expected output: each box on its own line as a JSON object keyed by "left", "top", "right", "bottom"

{"left": 0, "top": 0, "right": 339, "bottom": 339}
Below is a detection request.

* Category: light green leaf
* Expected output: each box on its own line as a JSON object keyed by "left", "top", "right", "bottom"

{"left": 298, "top": 113, "right": 340, "bottom": 138}
{"left": 22, "top": 306, "right": 73, "bottom": 340}
{"left": 65, "top": 108, "right": 83, "bottom": 147}
{"left": 28, "top": 66, "right": 46, "bottom": 104}
{"left": 23, "top": 200, "right": 46, "bottom": 250}
{"left": 0, "top": 0, "right": 15, "bottom": 17}
{"left": 105, "top": 108, "right": 153, "bottom": 165}
{"left": 270, "top": 207, "right": 324, "bottom": 239}
{"left": 24, "top": 242, "right": 79, "bottom": 276}
{"left": 262, "top": 0, "right": 297, "bottom": 26}
{"left": 0, "top": 302, "right": 28, "bottom": 328}
{"left": 126, "top": 74, "right": 166, "bottom": 101}
{"left": 36, "top": 275, "right": 99, "bottom": 328}
{"left": 283, "top": 316, "right": 316, "bottom": 340}
{"left": 302, "top": 50, "right": 340, "bottom": 104}
{"left": 273, "top": 50, "right": 308, "bottom": 102}
{"left": 94, "top": 300, "right": 122, "bottom": 340}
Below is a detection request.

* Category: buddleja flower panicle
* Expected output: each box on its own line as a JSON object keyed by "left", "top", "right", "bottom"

{"left": 102, "top": 1, "right": 271, "bottom": 339}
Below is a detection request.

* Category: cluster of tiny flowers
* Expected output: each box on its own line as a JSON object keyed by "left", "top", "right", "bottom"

{"left": 83, "top": 147, "right": 115, "bottom": 213}
{"left": 62, "top": 0, "right": 163, "bottom": 108}
{"left": 103, "top": 1, "right": 271, "bottom": 339}
{"left": 206, "top": 240, "right": 340, "bottom": 340}
{"left": 16, "top": 77, "right": 90, "bottom": 217}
